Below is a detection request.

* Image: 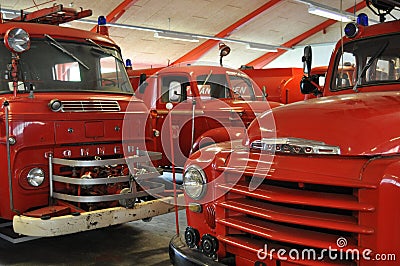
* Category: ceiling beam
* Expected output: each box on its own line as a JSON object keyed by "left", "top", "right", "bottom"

{"left": 246, "top": 1, "right": 367, "bottom": 68}
{"left": 172, "top": 0, "right": 282, "bottom": 65}
{"left": 91, "top": 0, "right": 138, "bottom": 32}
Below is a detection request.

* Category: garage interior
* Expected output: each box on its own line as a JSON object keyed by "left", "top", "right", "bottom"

{"left": 1, "top": 0, "right": 389, "bottom": 70}
{"left": 0, "top": 0, "right": 399, "bottom": 265}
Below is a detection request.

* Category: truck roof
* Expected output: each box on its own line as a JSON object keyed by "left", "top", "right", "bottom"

{"left": 0, "top": 21, "right": 117, "bottom": 47}
{"left": 342, "top": 18, "right": 400, "bottom": 42}
{"left": 154, "top": 65, "right": 249, "bottom": 76}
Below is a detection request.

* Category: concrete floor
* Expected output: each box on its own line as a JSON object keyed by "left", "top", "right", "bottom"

{"left": 0, "top": 209, "right": 187, "bottom": 266}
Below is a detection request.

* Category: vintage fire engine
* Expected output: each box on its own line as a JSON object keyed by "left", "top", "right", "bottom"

{"left": 240, "top": 67, "right": 305, "bottom": 104}
{"left": 129, "top": 66, "right": 305, "bottom": 104}
{"left": 170, "top": 1, "right": 400, "bottom": 265}
{"left": 127, "top": 65, "right": 283, "bottom": 167}
{"left": 0, "top": 5, "right": 182, "bottom": 238}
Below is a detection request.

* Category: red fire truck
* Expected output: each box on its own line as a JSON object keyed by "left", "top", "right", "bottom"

{"left": 240, "top": 67, "right": 305, "bottom": 104}
{"left": 129, "top": 66, "right": 305, "bottom": 104}
{"left": 170, "top": 1, "right": 400, "bottom": 265}
{"left": 128, "top": 65, "right": 283, "bottom": 168}
{"left": 0, "top": 5, "right": 182, "bottom": 239}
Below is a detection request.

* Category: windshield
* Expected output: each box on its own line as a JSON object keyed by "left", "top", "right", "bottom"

{"left": 0, "top": 39, "right": 133, "bottom": 93}
{"left": 196, "top": 72, "right": 258, "bottom": 101}
{"left": 331, "top": 34, "right": 400, "bottom": 91}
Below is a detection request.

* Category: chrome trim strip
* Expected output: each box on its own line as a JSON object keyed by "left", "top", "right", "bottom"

{"left": 52, "top": 171, "right": 159, "bottom": 185}
{"left": 52, "top": 192, "right": 137, "bottom": 203}
{"left": 51, "top": 151, "right": 161, "bottom": 167}
{"left": 61, "top": 100, "right": 120, "bottom": 112}
{"left": 251, "top": 137, "right": 341, "bottom": 155}
{"left": 156, "top": 110, "right": 205, "bottom": 115}
{"left": 52, "top": 174, "right": 131, "bottom": 185}
{"left": 52, "top": 181, "right": 164, "bottom": 203}
{"left": 49, "top": 151, "right": 163, "bottom": 204}
{"left": 49, "top": 154, "right": 54, "bottom": 199}
{"left": 4, "top": 102, "right": 17, "bottom": 213}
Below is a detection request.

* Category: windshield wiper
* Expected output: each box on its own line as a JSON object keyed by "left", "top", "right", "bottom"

{"left": 353, "top": 41, "right": 389, "bottom": 92}
{"left": 86, "top": 38, "right": 123, "bottom": 63}
{"left": 45, "top": 34, "right": 90, "bottom": 70}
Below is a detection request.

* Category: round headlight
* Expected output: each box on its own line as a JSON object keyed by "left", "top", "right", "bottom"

{"left": 27, "top": 168, "right": 45, "bottom": 187}
{"left": 4, "top": 28, "right": 31, "bottom": 53}
{"left": 183, "top": 165, "right": 206, "bottom": 200}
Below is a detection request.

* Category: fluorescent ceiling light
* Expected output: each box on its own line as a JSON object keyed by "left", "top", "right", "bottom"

{"left": 246, "top": 43, "right": 277, "bottom": 52}
{"left": 308, "top": 6, "right": 354, "bottom": 22}
{"left": 154, "top": 31, "right": 199, "bottom": 42}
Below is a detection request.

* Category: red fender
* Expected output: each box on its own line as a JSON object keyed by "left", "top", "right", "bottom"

{"left": 191, "top": 126, "right": 246, "bottom": 154}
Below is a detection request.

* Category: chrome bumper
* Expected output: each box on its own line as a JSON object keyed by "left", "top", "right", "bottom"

{"left": 169, "top": 234, "right": 225, "bottom": 266}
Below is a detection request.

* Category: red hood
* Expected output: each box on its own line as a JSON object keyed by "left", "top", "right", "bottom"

{"left": 247, "top": 91, "right": 400, "bottom": 156}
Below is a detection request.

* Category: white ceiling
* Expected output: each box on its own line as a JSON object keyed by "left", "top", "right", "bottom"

{"left": 0, "top": 0, "right": 387, "bottom": 69}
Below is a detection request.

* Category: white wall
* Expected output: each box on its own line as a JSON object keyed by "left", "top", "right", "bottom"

{"left": 265, "top": 44, "right": 335, "bottom": 69}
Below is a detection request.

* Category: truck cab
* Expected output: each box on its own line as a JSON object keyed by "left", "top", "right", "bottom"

{"left": 170, "top": 2, "right": 400, "bottom": 265}
{"left": 241, "top": 67, "right": 305, "bottom": 104}
{"left": 0, "top": 5, "right": 182, "bottom": 238}
{"left": 131, "top": 65, "right": 282, "bottom": 167}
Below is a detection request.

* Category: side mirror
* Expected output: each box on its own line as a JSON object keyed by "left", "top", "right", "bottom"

{"left": 302, "top": 45, "right": 312, "bottom": 76}
{"left": 139, "top": 73, "right": 147, "bottom": 85}
{"left": 300, "top": 77, "right": 316, "bottom": 94}
{"left": 300, "top": 75, "right": 322, "bottom": 96}
{"left": 138, "top": 73, "right": 148, "bottom": 94}
{"left": 169, "top": 81, "right": 182, "bottom": 102}
{"left": 262, "top": 86, "right": 268, "bottom": 98}
{"left": 219, "top": 42, "right": 231, "bottom": 67}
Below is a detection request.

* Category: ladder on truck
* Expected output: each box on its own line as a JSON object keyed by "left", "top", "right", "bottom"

{"left": 9, "top": 4, "right": 92, "bottom": 25}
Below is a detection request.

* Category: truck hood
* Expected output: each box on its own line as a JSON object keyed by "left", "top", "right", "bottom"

{"left": 247, "top": 91, "right": 400, "bottom": 156}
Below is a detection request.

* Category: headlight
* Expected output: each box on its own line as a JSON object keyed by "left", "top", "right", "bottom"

{"left": 27, "top": 168, "right": 45, "bottom": 187}
{"left": 183, "top": 165, "right": 206, "bottom": 200}
{"left": 4, "top": 28, "right": 31, "bottom": 53}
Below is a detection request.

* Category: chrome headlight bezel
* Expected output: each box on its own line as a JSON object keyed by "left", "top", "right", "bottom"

{"left": 4, "top": 28, "right": 31, "bottom": 53}
{"left": 26, "top": 168, "right": 45, "bottom": 187}
{"left": 183, "top": 165, "right": 207, "bottom": 200}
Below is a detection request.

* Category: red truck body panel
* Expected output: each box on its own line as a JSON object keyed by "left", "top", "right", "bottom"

{"left": 128, "top": 65, "right": 282, "bottom": 167}
{"left": 242, "top": 67, "right": 304, "bottom": 104}
{"left": 172, "top": 12, "right": 400, "bottom": 266}
{"left": 0, "top": 6, "right": 181, "bottom": 237}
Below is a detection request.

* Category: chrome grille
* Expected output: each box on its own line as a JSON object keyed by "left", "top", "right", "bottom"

{"left": 215, "top": 156, "right": 376, "bottom": 265}
{"left": 61, "top": 100, "right": 120, "bottom": 112}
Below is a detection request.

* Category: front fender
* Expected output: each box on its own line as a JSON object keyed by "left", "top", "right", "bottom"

{"left": 360, "top": 157, "right": 400, "bottom": 259}
{"left": 191, "top": 127, "right": 246, "bottom": 154}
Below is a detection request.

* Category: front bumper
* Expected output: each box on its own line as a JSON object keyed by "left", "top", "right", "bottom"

{"left": 13, "top": 194, "right": 184, "bottom": 237}
{"left": 169, "top": 234, "right": 225, "bottom": 266}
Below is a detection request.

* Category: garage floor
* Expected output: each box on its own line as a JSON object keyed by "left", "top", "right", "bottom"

{"left": 0, "top": 170, "right": 187, "bottom": 266}
{"left": 0, "top": 209, "right": 187, "bottom": 266}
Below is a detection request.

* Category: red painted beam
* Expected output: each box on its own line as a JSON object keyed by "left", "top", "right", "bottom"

{"left": 91, "top": 0, "right": 138, "bottom": 32}
{"left": 246, "top": 1, "right": 367, "bottom": 68}
{"left": 172, "top": 0, "right": 282, "bottom": 65}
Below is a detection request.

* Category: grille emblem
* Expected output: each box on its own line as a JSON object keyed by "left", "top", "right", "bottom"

{"left": 251, "top": 138, "right": 341, "bottom": 155}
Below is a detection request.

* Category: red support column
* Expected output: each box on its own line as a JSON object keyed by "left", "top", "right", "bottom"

{"left": 172, "top": 0, "right": 282, "bottom": 65}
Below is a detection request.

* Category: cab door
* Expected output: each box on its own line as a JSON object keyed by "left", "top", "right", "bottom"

{"left": 155, "top": 73, "right": 207, "bottom": 167}
{"left": 196, "top": 73, "right": 243, "bottom": 132}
